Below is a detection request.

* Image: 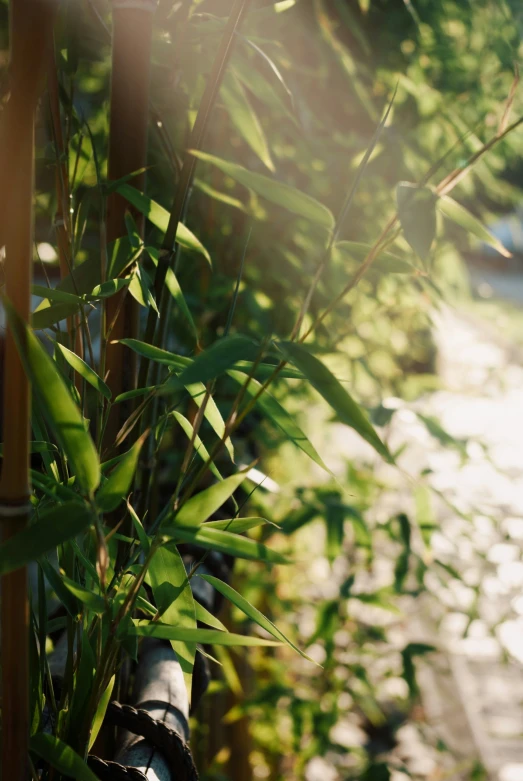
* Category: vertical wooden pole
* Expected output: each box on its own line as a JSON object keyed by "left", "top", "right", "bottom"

{"left": 103, "top": 0, "right": 157, "bottom": 452}
{"left": 0, "top": 2, "right": 55, "bottom": 778}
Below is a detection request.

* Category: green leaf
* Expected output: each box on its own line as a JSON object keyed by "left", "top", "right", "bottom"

{"left": 119, "top": 339, "right": 191, "bottom": 370}
{"left": 5, "top": 299, "right": 100, "bottom": 494}
{"left": 178, "top": 335, "right": 260, "bottom": 386}
{"left": 131, "top": 622, "right": 282, "bottom": 646}
{"left": 396, "top": 182, "right": 437, "bottom": 261}
{"left": 32, "top": 285, "right": 84, "bottom": 306}
{"left": 30, "top": 734, "right": 100, "bottom": 781}
{"left": 172, "top": 411, "right": 222, "bottom": 481}
{"left": 146, "top": 248, "right": 197, "bottom": 340}
{"left": 32, "top": 301, "right": 81, "bottom": 330}
{"left": 163, "top": 526, "right": 289, "bottom": 563}
{"left": 88, "top": 278, "right": 131, "bottom": 299}
{"left": 0, "top": 502, "right": 94, "bottom": 576}
{"left": 128, "top": 265, "right": 159, "bottom": 314}
{"left": 334, "top": 241, "right": 417, "bottom": 274}
{"left": 191, "top": 150, "right": 335, "bottom": 230}
{"left": 221, "top": 71, "right": 274, "bottom": 171}
{"left": 205, "top": 517, "right": 272, "bottom": 532}
{"left": 170, "top": 473, "right": 247, "bottom": 528}
{"left": 116, "top": 183, "right": 211, "bottom": 264}
{"left": 437, "top": 195, "right": 512, "bottom": 258}
{"left": 278, "top": 341, "right": 392, "bottom": 462}
{"left": 228, "top": 369, "right": 330, "bottom": 473}
{"left": 56, "top": 343, "right": 111, "bottom": 400}
{"left": 195, "top": 601, "right": 227, "bottom": 631}
{"left": 200, "top": 574, "right": 315, "bottom": 662}
{"left": 89, "top": 675, "right": 115, "bottom": 750}
{"left": 39, "top": 557, "right": 79, "bottom": 617}
{"left": 149, "top": 545, "right": 197, "bottom": 703}
{"left": 61, "top": 575, "right": 106, "bottom": 614}
{"left": 96, "top": 432, "right": 147, "bottom": 512}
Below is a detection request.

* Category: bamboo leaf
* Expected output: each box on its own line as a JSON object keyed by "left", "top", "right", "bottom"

{"left": 228, "top": 369, "right": 331, "bottom": 473}
{"left": 396, "top": 182, "right": 437, "bottom": 261}
{"left": 163, "top": 526, "right": 289, "bottom": 563}
{"left": 170, "top": 473, "right": 247, "bottom": 528}
{"left": 88, "top": 278, "right": 131, "bottom": 299}
{"left": 149, "top": 545, "right": 197, "bottom": 703}
{"left": 221, "top": 71, "right": 274, "bottom": 170}
{"left": 32, "top": 301, "right": 81, "bottom": 330}
{"left": 96, "top": 432, "right": 148, "bottom": 512}
{"left": 438, "top": 195, "right": 512, "bottom": 257}
{"left": 195, "top": 601, "right": 227, "bottom": 631}
{"left": 4, "top": 299, "right": 100, "bottom": 494}
{"left": 61, "top": 575, "right": 106, "bottom": 614}
{"left": 278, "top": 341, "right": 392, "bottom": 462}
{"left": 334, "top": 241, "right": 417, "bottom": 274}
{"left": 205, "top": 517, "right": 271, "bottom": 532}
{"left": 89, "top": 675, "right": 115, "bottom": 750}
{"left": 191, "top": 150, "right": 335, "bottom": 229}
{"left": 0, "top": 502, "right": 94, "bottom": 577}
{"left": 178, "top": 335, "right": 260, "bottom": 386}
{"left": 200, "top": 574, "right": 315, "bottom": 662}
{"left": 116, "top": 183, "right": 211, "bottom": 264}
{"left": 131, "top": 622, "right": 282, "bottom": 646}
{"left": 30, "top": 734, "right": 100, "bottom": 781}
{"left": 32, "top": 285, "right": 84, "bottom": 306}
{"left": 172, "top": 411, "right": 222, "bottom": 481}
{"left": 146, "top": 247, "right": 198, "bottom": 340}
{"left": 56, "top": 343, "right": 111, "bottom": 400}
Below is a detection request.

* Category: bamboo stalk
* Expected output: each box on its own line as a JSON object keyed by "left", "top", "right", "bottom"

{"left": 103, "top": 0, "right": 157, "bottom": 452}
{"left": 0, "top": 1, "right": 56, "bottom": 778}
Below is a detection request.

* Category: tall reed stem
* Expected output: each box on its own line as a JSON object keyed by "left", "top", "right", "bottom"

{"left": 0, "top": 1, "right": 55, "bottom": 778}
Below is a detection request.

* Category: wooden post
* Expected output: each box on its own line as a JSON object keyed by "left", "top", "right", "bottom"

{"left": 103, "top": 0, "right": 157, "bottom": 452}
{"left": 0, "top": 1, "right": 56, "bottom": 778}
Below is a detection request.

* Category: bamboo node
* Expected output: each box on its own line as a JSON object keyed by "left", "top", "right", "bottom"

{"left": 0, "top": 499, "right": 32, "bottom": 518}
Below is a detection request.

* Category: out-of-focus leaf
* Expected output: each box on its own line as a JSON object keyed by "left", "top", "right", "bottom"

{"left": 221, "top": 71, "right": 274, "bottom": 170}
{"left": 205, "top": 517, "right": 272, "bottom": 532}
{"left": 0, "top": 502, "right": 93, "bottom": 576}
{"left": 438, "top": 195, "right": 512, "bottom": 257}
{"left": 278, "top": 341, "right": 392, "bottom": 462}
{"left": 396, "top": 182, "right": 437, "bottom": 261}
{"left": 56, "top": 344, "right": 111, "bottom": 400}
{"left": 334, "top": 241, "right": 417, "bottom": 274}
{"left": 5, "top": 299, "right": 100, "bottom": 494}
{"left": 191, "top": 150, "right": 335, "bottom": 230}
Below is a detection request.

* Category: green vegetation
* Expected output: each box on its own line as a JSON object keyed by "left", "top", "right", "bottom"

{"left": 0, "top": 0, "right": 522, "bottom": 778}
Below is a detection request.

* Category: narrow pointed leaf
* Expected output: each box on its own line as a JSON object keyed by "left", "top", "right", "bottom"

{"left": 96, "top": 432, "right": 148, "bottom": 512}
{"left": 438, "top": 195, "right": 512, "bottom": 258}
{"left": 131, "top": 622, "right": 282, "bottom": 646}
{"left": 178, "top": 335, "right": 260, "bottom": 386}
{"left": 221, "top": 71, "right": 274, "bottom": 170}
{"left": 61, "top": 575, "right": 106, "bottom": 614}
{"left": 228, "top": 369, "right": 331, "bottom": 473}
{"left": 170, "top": 473, "right": 247, "bottom": 528}
{"left": 191, "top": 150, "right": 335, "bottom": 229}
{"left": 172, "top": 411, "right": 222, "bottom": 481}
{"left": 89, "top": 675, "right": 115, "bottom": 750}
{"left": 5, "top": 299, "right": 100, "bottom": 494}
{"left": 57, "top": 343, "right": 111, "bottom": 400}
{"left": 149, "top": 545, "right": 197, "bottom": 703}
{"left": 278, "top": 341, "right": 392, "bottom": 462}
{"left": 205, "top": 517, "right": 271, "bottom": 532}
{"left": 396, "top": 182, "right": 437, "bottom": 260}
{"left": 30, "top": 734, "right": 100, "bottom": 781}
{"left": 116, "top": 183, "right": 211, "bottom": 264}
{"left": 195, "top": 601, "right": 227, "bottom": 631}
{"left": 0, "top": 502, "right": 94, "bottom": 576}
{"left": 163, "top": 525, "right": 289, "bottom": 563}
